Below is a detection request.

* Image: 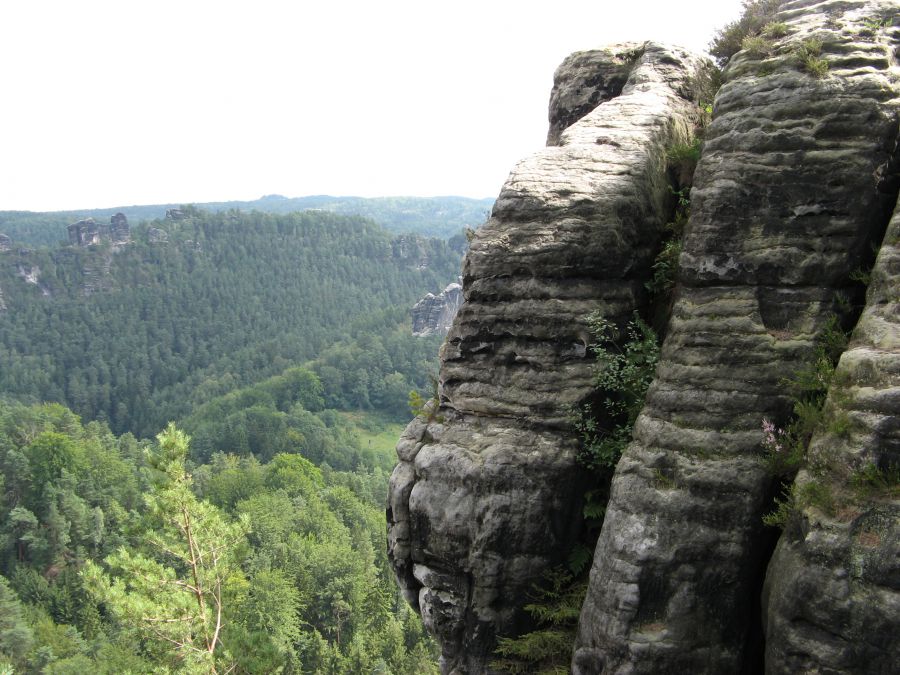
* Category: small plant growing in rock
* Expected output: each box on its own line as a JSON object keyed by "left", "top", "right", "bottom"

{"left": 709, "top": 0, "right": 782, "bottom": 66}
{"left": 763, "top": 21, "right": 790, "bottom": 38}
{"left": 574, "top": 313, "right": 659, "bottom": 471}
{"left": 652, "top": 467, "right": 677, "bottom": 490}
{"left": 408, "top": 374, "right": 443, "bottom": 422}
{"left": 762, "top": 486, "right": 796, "bottom": 528}
{"left": 796, "top": 37, "right": 828, "bottom": 77}
{"left": 761, "top": 317, "right": 850, "bottom": 525}
{"left": 741, "top": 34, "right": 772, "bottom": 58}
{"left": 646, "top": 239, "right": 683, "bottom": 299}
{"left": 647, "top": 185, "right": 690, "bottom": 303}
{"left": 850, "top": 462, "right": 900, "bottom": 500}
{"left": 764, "top": 479, "right": 836, "bottom": 528}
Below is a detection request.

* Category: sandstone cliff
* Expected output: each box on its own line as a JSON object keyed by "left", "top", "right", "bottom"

{"left": 67, "top": 213, "right": 131, "bottom": 247}
{"left": 388, "top": 41, "right": 714, "bottom": 672}
{"left": 390, "top": 1, "right": 900, "bottom": 673}
{"left": 412, "top": 282, "right": 463, "bottom": 336}
{"left": 575, "top": 1, "right": 899, "bottom": 672}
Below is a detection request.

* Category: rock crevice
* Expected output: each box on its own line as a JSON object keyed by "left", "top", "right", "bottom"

{"left": 574, "top": 1, "right": 900, "bottom": 673}
{"left": 388, "top": 42, "right": 713, "bottom": 673}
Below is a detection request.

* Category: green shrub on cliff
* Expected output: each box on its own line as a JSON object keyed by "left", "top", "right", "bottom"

{"left": 710, "top": 0, "right": 782, "bottom": 66}
{"left": 575, "top": 314, "right": 659, "bottom": 471}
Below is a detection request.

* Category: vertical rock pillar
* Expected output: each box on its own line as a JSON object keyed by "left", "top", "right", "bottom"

{"left": 574, "top": 1, "right": 900, "bottom": 672}
{"left": 387, "top": 42, "right": 712, "bottom": 673}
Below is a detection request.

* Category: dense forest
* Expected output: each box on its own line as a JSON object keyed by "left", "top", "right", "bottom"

{"left": 0, "top": 205, "right": 463, "bottom": 672}
{"left": 0, "top": 195, "right": 492, "bottom": 247}
{"left": 0, "top": 400, "right": 437, "bottom": 673}
{"left": 0, "top": 208, "right": 457, "bottom": 437}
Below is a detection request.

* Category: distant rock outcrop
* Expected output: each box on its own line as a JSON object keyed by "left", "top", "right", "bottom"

{"left": 411, "top": 282, "right": 462, "bottom": 336}
{"left": 0, "top": 234, "right": 10, "bottom": 252}
{"left": 67, "top": 214, "right": 130, "bottom": 247}
{"left": 68, "top": 218, "right": 102, "bottom": 246}
{"left": 16, "top": 264, "right": 51, "bottom": 297}
{"left": 108, "top": 212, "right": 130, "bottom": 244}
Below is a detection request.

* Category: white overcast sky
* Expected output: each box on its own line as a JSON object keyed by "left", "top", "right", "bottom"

{"left": 0, "top": 0, "right": 744, "bottom": 212}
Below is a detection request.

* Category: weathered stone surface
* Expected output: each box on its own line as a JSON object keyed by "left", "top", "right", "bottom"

{"left": 574, "top": 2, "right": 900, "bottom": 673}
{"left": 68, "top": 218, "right": 102, "bottom": 247}
{"left": 15, "top": 264, "right": 51, "bottom": 297}
{"left": 546, "top": 47, "right": 642, "bottom": 146}
{"left": 109, "top": 212, "right": 130, "bottom": 244}
{"left": 412, "top": 281, "right": 463, "bottom": 336}
{"left": 762, "top": 197, "right": 900, "bottom": 674}
{"left": 388, "top": 42, "right": 712, "bottom": 673}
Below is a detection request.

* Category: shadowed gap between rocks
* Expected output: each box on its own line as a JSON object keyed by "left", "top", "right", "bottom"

{"left": 743, "top": 116, "right": 900, "bottom": 673}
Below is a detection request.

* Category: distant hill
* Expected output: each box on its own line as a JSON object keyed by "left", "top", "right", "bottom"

{"left": 0, "top": 206, "right": 459, "bottom": 436}
{"left": 0, "top": 194, "right": 494, "bottom": 247}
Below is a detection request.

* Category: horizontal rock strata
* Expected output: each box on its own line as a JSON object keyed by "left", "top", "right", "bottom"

{"left": 762, "top": 197, "right": 900, "bottom": 673}
{"left": 388, "top": 42, "right": 713, "bottom": 673}
{"left": 574, "top": 1, "right": 900, "bottom": 673}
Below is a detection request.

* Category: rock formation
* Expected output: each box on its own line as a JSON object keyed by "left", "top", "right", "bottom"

{"left": 390, "top": 1, "right": 900, "bottom": 673}
{"left": 0, "top": 234, "right": 10, "bottom": 252}
{"left": 16, "top": 264, "right": 45, "bottom": 290}
{"left": 108, "top": 212, "right": 130, "bottom": 244}
{"left": 574, "top": 2, "right": 900, "bottom": 673}
{"left": 67, "top": 214, "right": 130, "bottom": 247}
{"left": 68, "top": 218, "right": 102, "bottom": 246}
{"left": 412, "top": 282, "right": 463, "bottom": 336}
{"left": 387, "top": 42, "right": 714, "bottom": 673}
{"left": 762, "top": 169, "right": 900, "bottom": 673}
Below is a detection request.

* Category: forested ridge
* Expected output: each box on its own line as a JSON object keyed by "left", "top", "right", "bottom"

{"left": 0, "top": 205, "right": 461, "bottom": 672}
{"left": 0, "top": 207, "right": 458, "bottom": 437}
{"left": 0, "top": 195, "right": 492, "bottom": 247}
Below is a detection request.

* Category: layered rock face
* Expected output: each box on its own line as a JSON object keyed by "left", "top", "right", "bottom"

{"left": 387, "top": 42, "right": 713, "bottom": 673}
{"left": 762, "top": 198, "right": 900, "bottom": 671}
{"left": 411, "top": 282, "right": 463, "bottom": 336}
{"left": 574, "top": 1, "right": 900, "bottom": 673}
{"left": 68, "top": 218, "right": 102, "bottom": 246}
{"left": 0, "top": 234, "right": 10, "bottom": 252}
{"left": 108, "top": 212, "right": 130, "bottom": 244}
{"left": 67, "top": 213, "right": 130, "bottom": 247}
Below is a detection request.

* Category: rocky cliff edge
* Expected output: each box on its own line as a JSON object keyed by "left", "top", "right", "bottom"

{"left": 390, "top": 1, "right": 900, "bottom": 673}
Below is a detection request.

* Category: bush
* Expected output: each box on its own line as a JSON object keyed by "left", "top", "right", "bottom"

{"left": 710, "top": 0, "right": 782, "bottom": 66}
{"left": 741, "top": 34, "right": 772, "bottom": 58}
{"left": 796, "top": 37, "right": 829, "bottom": 78}
{"left": 575, "top": 314, "right": 659, "bottom": 471}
